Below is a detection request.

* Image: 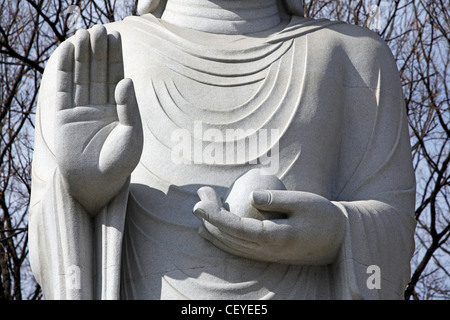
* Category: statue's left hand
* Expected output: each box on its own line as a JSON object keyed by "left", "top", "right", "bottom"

{"left": 193, "top": 187, "right": 346, "bottom": 265}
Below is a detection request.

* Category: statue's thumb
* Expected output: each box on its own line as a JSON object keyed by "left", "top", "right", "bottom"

{"left": 115, "top": 78, "right": 141, "bottom": 127}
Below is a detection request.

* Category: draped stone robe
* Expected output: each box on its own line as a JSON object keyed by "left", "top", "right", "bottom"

{"left": 29, "top": 14, "right": 416, "bottom": 300}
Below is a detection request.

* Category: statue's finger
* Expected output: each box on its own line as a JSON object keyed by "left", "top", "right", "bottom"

{"left": 74, "top": 29, "right": 90, "bottom": 106}
{"left": 194, "top": 204, "right": 266, "bottom": 243}
{"left": 89, "top": 25, "right": 108, "bottom": 105}
{"left": 197, "top": 186, "right": 222, "bottom": 207}
{"left": 202, "top": 221, "right": 259, "bottom": 250}
{"left": 55, "top": 41, "right": 74, "bottom": 111}
{"left": 108, "top": 31, "right": 124, "bottom": 105}
{"left": 198, "top": 223, "right": 258, "bottom": 259}
{"left": 115, "top": 78, "right": 140, "bottom": 127}
{"left": 251, "top": 190, "right": 297, "bottom": 213}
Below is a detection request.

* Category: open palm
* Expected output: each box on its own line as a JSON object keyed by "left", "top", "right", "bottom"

{"left": 54, "top": 25, "right": 143, "bottom": 216}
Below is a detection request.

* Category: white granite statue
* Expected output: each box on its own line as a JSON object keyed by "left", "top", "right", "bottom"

{"left": 29, "top": 0, "right": 416, "bottom": 299}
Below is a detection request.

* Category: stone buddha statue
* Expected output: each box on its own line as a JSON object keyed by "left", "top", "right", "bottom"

{"left": 29, "top": 0, "right": 416, "bottom": 299}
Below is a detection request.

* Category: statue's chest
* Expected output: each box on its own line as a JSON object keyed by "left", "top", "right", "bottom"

{"left": 124, "top": 32, "right": 301, "bottom": 126}
{"left": 128, "top": 49, "right": 299, "bottom": 181}
{"left": 124, "top": 36, "right": 341, "bottom": 195}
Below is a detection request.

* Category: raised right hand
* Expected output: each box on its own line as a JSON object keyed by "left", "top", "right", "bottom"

{"left": 54, "top": 25, "right": 143, "bottom": 216}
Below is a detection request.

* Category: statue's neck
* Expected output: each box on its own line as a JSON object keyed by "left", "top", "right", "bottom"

{"left": 160, "top": 0, "right": 282, "bottom": 35}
